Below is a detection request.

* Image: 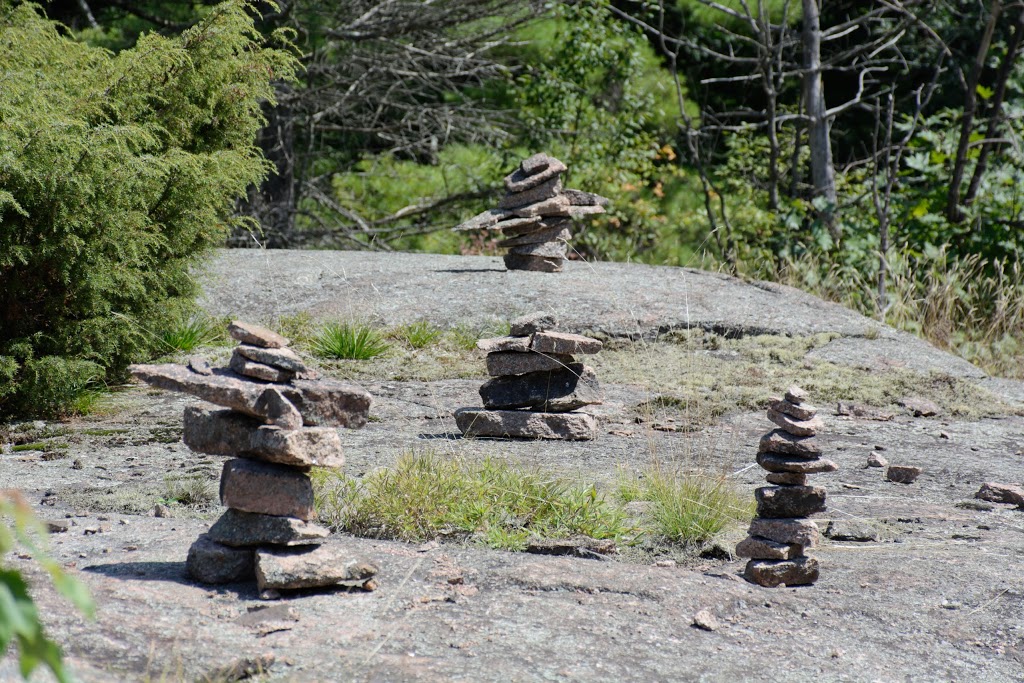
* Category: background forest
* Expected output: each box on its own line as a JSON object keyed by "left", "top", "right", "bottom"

{"left": 3, "top": 0, "right": 1024, "bottom": 417}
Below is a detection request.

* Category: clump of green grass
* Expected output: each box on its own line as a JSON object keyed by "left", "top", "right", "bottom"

{"left": 313, "top": 451, "right": 631, "bottom": 551}
{"left": 392, "top": 320, "right": 442, "bottom": 349}
{"left": 311, "top": 321, "right": 390, "bottom": 360}
{"left": 271, "top": 311, "right": 316, "bottom": 347}
{"left": 617, "top": 466, "right": 753, "bottom": 545}
{"left": 159, "top": 315, "right": 224, "bottom": 353}
{"left": 161, "top": 474, "right": 217, "bottom": 508}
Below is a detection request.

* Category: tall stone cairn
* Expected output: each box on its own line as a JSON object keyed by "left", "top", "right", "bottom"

{"left": 454, "top": 153, "right": 609, "bottom": 273}
{"left": 130, "top": 321, "right": 378, "bottom": 595}
{"left": 454, "top": 313, "right": 603, "bottom": 440}
{"left": 736, "top": 386, "right": 837, "bottom": 587}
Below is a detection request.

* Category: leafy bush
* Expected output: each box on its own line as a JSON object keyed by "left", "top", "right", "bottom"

{"left": 311, "top": 322, "right": 390, "bottom": 360}
{"left": 0, "top": 1, "right": 297, "bottom": 417}
{"left": 1, "top": 490, "right": 94, "bottom": 683}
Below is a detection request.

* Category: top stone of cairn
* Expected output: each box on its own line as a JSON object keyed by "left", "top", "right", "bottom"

{"left": 229, "top": 320, "right": 289, "bottom": 349}
{"left": 509, "top": 312, "right": 558, "bottom": 337}
{"left": 504, "top": 153, "right": 569, "bottom": 193}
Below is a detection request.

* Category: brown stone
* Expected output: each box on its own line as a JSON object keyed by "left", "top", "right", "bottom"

{"left": 279, "top": 378, "right": 372, "bottom": 429}
{"left": 491, "top": 215, "right": 544, "bottom": 236}
{"left": 767, "top": 407, "right": 823, "bottom": 436}
{"left": 229, "top": 351, "right": 295, "bottom": 383}
{"left": 504, "top": 155, "right": 568, "bottom": 193}
{"left": 563, "top": 188, "right": 609, "bottom": 207}
{"left": 867, "top": 452, "right": 888, "bottom": 468}
{"left": 183, "top": 406, "right": 344, "bottom": 468}
{"left": 502, "top": 253, "right": 564, "bottom": 272}
{"left": 186, "top": 534, "right": 255, "bottom": 584}
{"left": 886, "top": 465, "right": 922, "bottom": 484}
{"left": 899, "top": 396, "right": 940, "bottom": 417}
{"left": 975, "top": 482, "right": 1024, "bottom": 506}
{"left": 758, "top": 429, "right": 823, "bottom": 458}
{"left": 454, "top": 207, "right": 512, "bottom": 232}
{"left": 498, "top": 176, "right": 562, "bottom": 209}
{"left": 220, "top": 459, "right": 315, "bottom": 521}
{"left": 756, "top": 451, "right": 838, "bottom": 474}
{"left": 454, "top": 408, "right": 598, "bottom": 440}
{"left": 485, "top": 351, "right": 574, "bottom": 376}
{"left": 784, "top": 385, "right": 808, "bottom": 404}
{"left": 237, "top": 345, "right": 307, "bottom": 373}
{"left": 769, "top": 397, "right": 818, "bottom": 421}
{"left": 765, "top": 472, "right": 807, "bottom": 486}
{"left": 512, "top": 195, "right": 571, "bottom": 219}
{"left": 253, "top": 387, "right": 303, "bottom": 430}
{"left": 497, "top": 225, "right": 571, "bottom": 248}
{"left": 187, "top": 357, "right": 213, "bottom": 375}
{"left": 228, "top": 321, "right": 289, "bottom": 349}
{"left": 255, "top": 545, "right": 378, "bottom": 591}
{"left": 477, "top": 336, "right": 532, "bottom": 353}
{"left": 530, "top": 331, "right": 602, "bottom": 355}
{"left": 744, "top": 557, "right": 819, "bottom": 587}
{"left": 735, "top": 535, "right": 803, "bottom": 560}
{"left": 208, "top": 509, "right": 329, "bottom": 547}
{"left": 479, "top": 363, "right": 602, "bottom": 412}
{"left": 509, "top": 312, "right": 558, "bottom": 336}
{"left": 755, "top": 485, "right": 827, "bottom": 518}
{"left": 747, "top": 518, "right": 819, "bottom": 546}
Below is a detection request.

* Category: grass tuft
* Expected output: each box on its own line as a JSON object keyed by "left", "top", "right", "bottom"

{"left": 159, "top": 315, "right": 224, "bottom": 353}
{"left": 313, "top": 451, "right": 632, "bottom": 551}
{"left": 311, "top": 321, "right": 390, "bottom": 360}
{"left": 392, "top": 321, "right": 442, "bottom": 349}
{"left": 616, "top": 465, "right": 753, "bottom": 545}
{"left": 161, "top": 474, "right": 217, "bottom": 508}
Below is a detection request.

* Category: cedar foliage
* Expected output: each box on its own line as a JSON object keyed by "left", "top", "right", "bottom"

{"left": 0, "top": 1, "right": 297, "bottom": 416}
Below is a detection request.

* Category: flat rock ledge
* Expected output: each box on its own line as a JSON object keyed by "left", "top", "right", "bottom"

{"left": 454, "top": 408, "right": 598, "bottom": 441}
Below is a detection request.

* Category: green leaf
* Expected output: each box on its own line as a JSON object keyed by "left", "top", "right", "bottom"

{"left": 976, "top": 84, "right": 994, "bottom": 100}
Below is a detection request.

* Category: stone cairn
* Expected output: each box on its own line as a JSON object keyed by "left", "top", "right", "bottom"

{"left": 454, "top": 313, "right": 603, "bottom": 440}
{"left": 736, "top": 385, "right": 837, "bottom": 587}
{"left": 454, "top": 153, "right": 609, "bottom": 272}
{"left": 130, "top": 321, "right": 378, "bottom": 596}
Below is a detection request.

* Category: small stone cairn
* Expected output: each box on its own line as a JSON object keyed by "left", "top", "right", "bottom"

{"left": 736, "top": 386, "right": 837, "bottom": 587}
{"left": 454, "top": 313, "right": 603, "bottom": 440}
{"left": 130, "top": 321, "right": 378, "bottom": 596}
{"left": 454, "top": 153, "right": 609, "bottom": 272}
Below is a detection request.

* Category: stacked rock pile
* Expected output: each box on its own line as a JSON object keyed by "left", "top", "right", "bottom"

{"left": 455, "top": 153, "right": 609, "bottom": 272}
{"left": 454, "top": 313, "right": 603, "bottom": 440}
{"left": 736, "top": 386, "right": 837, "bottom": 587}
{"left": 130, "top": 321, "right": 378, "bottom": 595}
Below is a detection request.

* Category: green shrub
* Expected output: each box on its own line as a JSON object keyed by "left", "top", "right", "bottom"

{"left": 311, "top": 322, "right": 390, "bottom": 360}
{"left": 0, "top": 1, "right": 297, "bottom": 417}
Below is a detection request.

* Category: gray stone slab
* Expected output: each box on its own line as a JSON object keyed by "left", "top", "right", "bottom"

{"left": 479, "top": 363, "right": 602, "bottom": 412}
{"left": 237, "top": 344, "right": 307, "bottom": 373}
{"left": 503, "top": 253, "right": 564, "bottom": 272}
{"left": 454, "top": 408, "right": 598, "bottom": 440}
{"left": 531, "top": 331, "right": 602, "bottom": 355}
{"left": 498, "top": 176, "right": 562, "bottom": 210}
{"left": 756, "top": 451, "right": 838, "bottom": 474}
{"left": 504, "top": 155, "right": 567, "bottom": 193}
{"left": 509, "top": 312, "right": 558, "bottom": 336}
{"left": 747, "top": 518, "right": 819, "bottom": 546}
{"left": 255, "top": 545, "right": 378, "bottom": 591}
{"left": 755, "top": 485, "right": 827, "bottom": 518}
{"left": 511, "top": 195, "right": 571, "bottom": 219}
{"left": 497, "top": 226, "right": 571, "bottom": 248}
{"left": 228, "top": 321, "right": 289, "bottom": 348}
{"left": 758, "top": 429, "right": 823, "bottom": 458}
{"left": 208, "top": 509, "right": 329, "bottom": 547}
{"left": 744, "top": 557, "right": 819, "bottom": 587}
{"left": 485, "top": 351, "right": 574, "bottom": 377}
{"left": 229, "top": 351, "right": 295, "bottom": 383}
{"left": 186, "top": 534, "right": 255, "bottom": 584}
{"left": 220, "top": 459, "right": 315, "bottom": 521}
{"left": 507, "top": 241, "right": 568, "bottom": 259}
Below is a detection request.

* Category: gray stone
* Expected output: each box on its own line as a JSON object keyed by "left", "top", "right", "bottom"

{"left": 784, "top": 385, "right": 808, "bottom": 404}
{"left": 504, "top": 155, "right": 568, "bottom": 193}
{"left": 735, "top": 535, "right": 803, "bottom": 560}
{"left": 755, "top": 485, "right": 827, "bottom": 518}
{"left": 255, "top": 545, "right": 378, "bottom": 591}
{"left": 229, "top": 351, "right": 295, "bottom": 383}
{"left": 692, "top": 610, "right": 719, "bottom": 632}
{"left": 237, "top": 345, "right": 307, "bottom": 373}
{"left": 886, "top": 465, "right": 922, "bottom": 484}
{"left": 765, "top": 472, "right": 807, "bottom": 486}
{"left": 975, "top": 482, "right": 1024, "bottom": 506}
{"left": 130, "top": 364, "right": 370, "bottom": 428}
{"left": 498, "top": 176, "right": 562, "bottom": 210}
{"left": 188, "top": 357, "right": 213, "bottom": 375}
{"left": 867, "top": 452, "right": 888, "bottom": 468}
{"left": 756, "top": 451, "right": 838, "bottom": 474}
{"left": 186, "top": 534, "right": 255, "bottom": 584}
{"left": 486, "top": 351, "right": 574, "bottom": 377}
{"left": 531, "top": 331, "right": 603, "bottom": 355}
{"left": 454, "top": 408, "right": 598, "bottom": 440}
{"left": 253, "top": 387, "right": 303, "bottom": 430}
{"left": 491, "top": 215, "right": 544, "bottom": 235}
{"left": 477, "top": 336, "right": 532, "bottom": 353}
{"left": 509, "top": 312, "right": 558, "bottom": 336}
{"left": 498, "top": 226, "right": 571, "bottom": 248}
{"left": 899, "top": 397, "right": 940, "bottom": 417}
{"left": 508, "top": 241, "right": 568, "bottom": 259}
{"left": 524, "top": 536, "right": 616, "bottom": 558}
{"left": 769, "top": 397, "right": 817, "bottom": 421}
{"left": 567, "top": 205, "right": 606, "bottom": 219}
{"left": 563, "top": 188, "right": 609, "bottom": 207}
{"left": 512, "top": 195, "right": 571, "bottom": 219}
{"left": 767, "top": 407, "right": 823, "bottom": 436}
{"left": 228, "top": 321, "right": 289, "bottom": 349}
{"left": 479, "top": 363, "right": 602, "bottom": 412}
{"left": 744, "top": 557, "right": 819, "bottom": 587}
{"left": 183, "top": 406, "right": 344, "bottom": 468}
{"left": 758, "top": 429, "right": 823, "bottom": 458}
{"left": 220, "top": 459, "right": 315, "bottom": 521}
{"left": 208, "top": 508, "right": 329, "bottom": 547}
{"left": 748, "top": 518, "right": 819, "bottom": 547}
{"left": 823, "top": 519, "right": 880, "bottom": 542}
{"left": 503, "top": 253, "right": 564, "bottom": 272}
{"left": 454, "top": 207, "right": 512, "bottom": 232}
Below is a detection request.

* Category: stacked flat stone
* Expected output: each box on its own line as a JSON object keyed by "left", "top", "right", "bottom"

{"left": 454, "top": 153, "right": 609, "bottom": 273}
{"left": 736, "top": 385, "right": 837, "bottom": 587}
{"left": 130, "top": 321, "right": 378, "bottom": 595}
{"left": 454, "top": 313, "right": 603, "bottom": 440}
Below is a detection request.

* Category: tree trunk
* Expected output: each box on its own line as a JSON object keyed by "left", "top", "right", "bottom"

{"left": 801, "top": 0, "right": 837, "bottom": 240}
